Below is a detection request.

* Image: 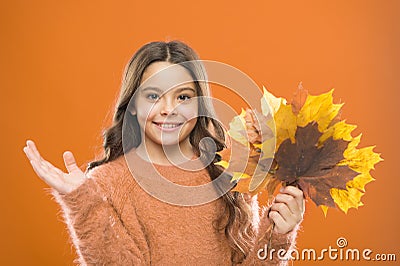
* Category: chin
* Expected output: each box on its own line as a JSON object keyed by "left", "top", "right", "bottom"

{"left": 159, "top": 139, "right": 186, "bottom": 147}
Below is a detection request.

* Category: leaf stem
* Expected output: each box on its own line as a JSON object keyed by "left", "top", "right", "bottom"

{"left": 267, "top": 221, "right": 275, "bottom": 251}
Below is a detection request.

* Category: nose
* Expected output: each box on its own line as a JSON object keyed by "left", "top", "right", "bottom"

{"left": 160, "top": 98, "right": 177, "bottom": 116}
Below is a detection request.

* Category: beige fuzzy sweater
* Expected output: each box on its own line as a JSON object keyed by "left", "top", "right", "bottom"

{"left": 52, "top": 150, "right": 299, "bottom": 265}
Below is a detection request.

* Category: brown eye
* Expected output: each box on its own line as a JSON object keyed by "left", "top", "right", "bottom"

{"left": 178, "top": 95, "right": 191, "bottom": 101}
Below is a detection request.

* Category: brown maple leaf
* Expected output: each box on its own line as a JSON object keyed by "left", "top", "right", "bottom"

{"left": 274, "top": 123, "right": 359, "bottom": 207}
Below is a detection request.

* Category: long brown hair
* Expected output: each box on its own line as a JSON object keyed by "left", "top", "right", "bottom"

{"left": 88, "top": 41, "right": 255, "bottom": 263}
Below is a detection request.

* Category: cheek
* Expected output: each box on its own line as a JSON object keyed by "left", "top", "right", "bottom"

{"left": 136, "top": 103, "right": 158, "bottom": 124}
{"left": 178, "top": 103, "right": 198, "bottom": 121}
{"left": 185, "top": 118, "right": 198, "bottom": 131}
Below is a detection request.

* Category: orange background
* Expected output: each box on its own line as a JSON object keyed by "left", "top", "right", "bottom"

{"left": 2, "top": 0, "right": 399, "bottom": 265}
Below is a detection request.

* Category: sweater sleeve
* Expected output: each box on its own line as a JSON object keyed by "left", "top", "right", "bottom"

{"left": 238, "top": 196, "right": 299, "bottom": 266}
{"left": 51, "top": 166, "right": 150, "bottom": 266}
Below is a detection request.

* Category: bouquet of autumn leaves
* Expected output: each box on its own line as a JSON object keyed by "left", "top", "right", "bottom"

{"left": 217, "top": 84, "right": 382, "bottom": 216}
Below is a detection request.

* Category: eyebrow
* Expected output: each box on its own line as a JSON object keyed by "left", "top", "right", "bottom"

{"left": 141, "top": 86, "right": 196, "bottom": 94}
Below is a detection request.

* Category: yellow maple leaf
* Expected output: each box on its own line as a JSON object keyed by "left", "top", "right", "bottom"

{"left": 253, "top": 138, "right": 275, "bottom": 160}
{"left": 261, "top": 86, "right": 286, "bottom": 116}
{"left": 297, "top": 89, "right": 343, "bottom": 132}
{"left": 320, "top": 205, "right": 329, "bottom": 217}
{"left": 227, "top": 108, "right": 249, "bottom": 147}
{"left": 319, "top": 120, "right": 357, "bottom": 145}
{"left": 274, "top": 104, "right": 297, "bottom": 147}
{"left": 220, "top": 85, "right": 382, "bottom": 215}
{"left": 330, "top": 187, "right": 364, "bottom": 214}
{"left": 215, "top": 160, "right": 229, "bottom": 169}
{"left": 329, "top": 133, "right": 382, "bottom": 213}
{"left": 231, "top": 172, "right": 251, "bottom": 182}
{"left": 339, "top": 134, "right": 383, "bottom": 173}
{"left": 271, "top": 87, "right": 382, "bottom": 215}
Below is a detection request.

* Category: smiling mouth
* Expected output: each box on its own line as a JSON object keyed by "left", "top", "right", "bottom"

{"left": 152, "top": 122, "right": 184, "bottom": 129}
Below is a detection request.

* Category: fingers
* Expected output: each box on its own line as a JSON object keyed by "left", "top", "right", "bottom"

{"left": 280, "top": 186, "right": 305, "bottom": 215}
{"left": 26, "top": 140, "right": 42, "bottom": 162}
{"left": 43, "top": 160, "right": 64, "bottom": 176}
{"left": 268, "top": 186, "right": 305, "bottom": 234}
{"left": 274, "top": 193, "right": 299, "bottom": 215}
{"left": 23, "top": 141, "right": 38, "bottom": 162}
{"left": 24, "top": 141, "right": 45, "bottom": 172}
{"left": 23, "top": 140, "right": 86, "bottom": 194}
{"left": 270, "top": 202, "right": 292, "bottom": 222}
{"left": 63, "top": 151, "right": 80, "bottom": 173}
{"left": 29, "top": 157, "right": 47, "bottom": 179}
{"left": 28, "top": 153, "right": 60, "bottom": 189}
{"left": 24, "top": 140, "right": 56, "bottom": 171}
{"left": 269, "top": 210, "right": 291, "bottom": 233}
{"left": 269, "top": 203, "right": 299, "bottom": 234}
{"left": 23, "top": 139, "right": 64, "bottom": 181}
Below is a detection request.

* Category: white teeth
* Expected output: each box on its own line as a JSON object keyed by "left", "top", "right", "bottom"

{"left": 159, "top": 124, "right": 181, "bottom": 128}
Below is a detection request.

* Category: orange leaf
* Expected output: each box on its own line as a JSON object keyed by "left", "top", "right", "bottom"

{"left": 291, "top": 82, "right": 309, "bottom": 114}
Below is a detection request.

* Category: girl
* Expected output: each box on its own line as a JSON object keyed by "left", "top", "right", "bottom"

{"left": 23, "top": 41, "right": 304, "bottom": 265}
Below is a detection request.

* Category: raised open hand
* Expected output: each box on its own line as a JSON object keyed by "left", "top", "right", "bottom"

{"left": 23, "top": 140, "right": 87, "bottom": 194}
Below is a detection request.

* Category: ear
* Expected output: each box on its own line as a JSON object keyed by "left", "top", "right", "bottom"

{"left": 128, "top": 107, "right": 136, "bottom": 116}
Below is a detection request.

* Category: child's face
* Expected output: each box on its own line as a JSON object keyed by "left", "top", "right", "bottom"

{"left": 131, "top": 61, "right": 198, "bottom": 147}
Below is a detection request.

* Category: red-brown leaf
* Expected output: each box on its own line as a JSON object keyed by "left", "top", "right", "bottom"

{"left": 274, "top": 123, "right": 359, "bottom": 207}
{"left": 291, "top": 82, "right": 309, "bottom": 114}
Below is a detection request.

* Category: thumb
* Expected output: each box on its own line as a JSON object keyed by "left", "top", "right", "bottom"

{"left": 63, "top": 151, "right": 79, "bottom": 173}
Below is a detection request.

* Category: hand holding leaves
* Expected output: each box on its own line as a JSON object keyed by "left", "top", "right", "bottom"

{"left": 218, "top": 84, "right": 382, "bottom": 216}
{"left": 269, "top": 186, "right": 304, "bottom": 234}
